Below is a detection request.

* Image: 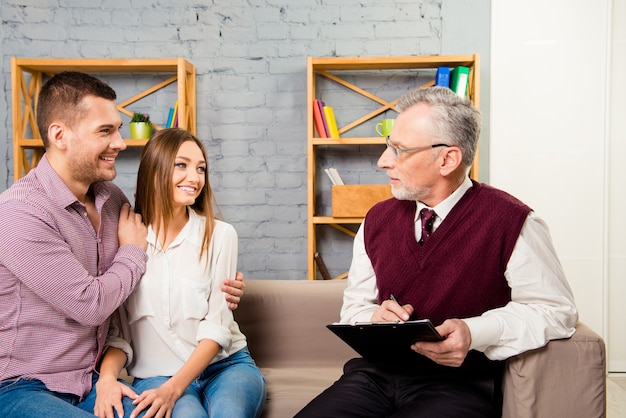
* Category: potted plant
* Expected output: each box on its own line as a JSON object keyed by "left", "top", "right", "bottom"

{"left": 129, "top": 112, "right": 153, "bottom": 139}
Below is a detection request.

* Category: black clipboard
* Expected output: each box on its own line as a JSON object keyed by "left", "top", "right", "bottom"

{"left": 327, "top": 320, "right": 444, "bottom": 363}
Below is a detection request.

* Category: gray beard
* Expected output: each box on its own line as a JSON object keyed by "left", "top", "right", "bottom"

{"left": 391, "top": 185, "right": 430, "bottom": 202}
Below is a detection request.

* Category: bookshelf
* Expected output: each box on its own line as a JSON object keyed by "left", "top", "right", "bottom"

{"left": 10, "top": 57, "right": 197, "bottom": 180}
{"left": 307, "top": 54, "right": 480, "bottom": 280}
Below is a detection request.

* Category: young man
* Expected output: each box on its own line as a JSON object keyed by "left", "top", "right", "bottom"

{"left": 296, "top": 87, "right": 578, "bottom": 418}
{"left": 0, "top": 72, "right": 244, "bottom": 417}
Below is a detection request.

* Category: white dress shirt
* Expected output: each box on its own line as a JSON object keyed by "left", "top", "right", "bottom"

{"left": 124, "top": 210, "right": 247, "bottom": 378}
{"left": 341, "top": 177, "right": 578, "bottom": 360}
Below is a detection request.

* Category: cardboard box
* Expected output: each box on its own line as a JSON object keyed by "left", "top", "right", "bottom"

{"left": 331, "top": 184, "right": 393, "bottom": 218}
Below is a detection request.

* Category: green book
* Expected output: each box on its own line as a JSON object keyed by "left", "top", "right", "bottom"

{"left": 450, "top": 66, "right": 470, "bottom": 98}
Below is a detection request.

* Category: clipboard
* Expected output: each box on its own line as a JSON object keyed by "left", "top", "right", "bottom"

{"left": 326, "top": 320, "right": 444, "bottom": 363}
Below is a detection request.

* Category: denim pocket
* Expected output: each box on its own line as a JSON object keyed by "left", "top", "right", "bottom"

{"left": 0, "top": 378, "right": 23, "bottom": 391}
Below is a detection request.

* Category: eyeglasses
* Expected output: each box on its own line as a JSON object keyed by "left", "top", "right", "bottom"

{"left": 385, "top": 136, "right": 450, "bottom": 160}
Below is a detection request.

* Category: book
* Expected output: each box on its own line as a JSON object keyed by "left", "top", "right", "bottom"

{"left": 314, "top": 252, "right": 331, "bottom": 280}
{"left": 450, "top": 66, "right": 470, "bottom": 97}
{"left": 312, "top": 100, "right": 328, "bottom": 138}
{"left": 316, "top": 100, "right": 329, "bottom": 137}
{"left": 327, "top": 320, "right": 444, "bottom": 363}
{"left": 322, "top": 105, "right": 340, "bottom": 138}
{"left": 435, "top": 66, "right": 450, "bottom": 87}
{"left": 169, "top": 101, "right": 179, "bottom": 128}
{"left": 324, "top": 167, "right": 344, "bottom": 185}
{"left": 165, "top": 107, "right": 174, "bottom": 128}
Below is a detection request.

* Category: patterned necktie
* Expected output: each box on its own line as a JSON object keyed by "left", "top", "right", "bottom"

{"left": 419, "top": 208, "right": 436, "bottom": 245}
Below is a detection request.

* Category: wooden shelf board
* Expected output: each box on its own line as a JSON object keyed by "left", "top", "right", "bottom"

{"left": 312, "top": 137, "right": 386, "bottom": 145}
{"left": 18, "top": 139, "right": 149, "bottom": 147}
{"left": 313, "top": 216, "right": 363, "bottom": 224}
{"left": 309, "top": 55, "right": 477, "bottom": 71}
{"left": 13, "top": 58, "right": 192, "bottom": 74}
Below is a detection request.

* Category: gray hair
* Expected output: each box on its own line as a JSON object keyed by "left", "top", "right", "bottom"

{"left": 396, "top": 86, "right": 480, "bottom": 167}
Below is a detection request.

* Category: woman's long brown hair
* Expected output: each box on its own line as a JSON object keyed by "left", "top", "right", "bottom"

{"left": 135, "top": 128, "right": 217, "bottom": 261}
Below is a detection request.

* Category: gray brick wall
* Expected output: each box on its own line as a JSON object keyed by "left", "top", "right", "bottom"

{"left": 0, "top": 0, "right": 489, "bottom": 279}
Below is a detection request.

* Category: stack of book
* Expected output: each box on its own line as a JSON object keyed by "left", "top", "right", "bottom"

{"left": 165, "top": 101, "right": 179, "bottom": 128}
{"left": 312, "top": 99, "right": 340, "bottom": 138}
{"left": 435, "top": 66, "right": 470, "bottom": 98}
{"left": 313, "top": 67, "right": 470, "bottom": 140}
{"left": 324, "top": 167, "right": 344, "bottom": 185}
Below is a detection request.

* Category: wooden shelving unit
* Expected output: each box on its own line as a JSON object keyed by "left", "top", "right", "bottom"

{"left": 11, "top": 57, "right": 196, "bottom": 180}
{"left": 306, "top": 54, "right": 480, "bottom": 280}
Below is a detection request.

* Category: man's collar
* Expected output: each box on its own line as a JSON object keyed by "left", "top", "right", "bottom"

{"left": 415, "top": 176, "right": 473, "bottom": 221}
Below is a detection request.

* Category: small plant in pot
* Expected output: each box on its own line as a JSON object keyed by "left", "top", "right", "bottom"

{"left": 129, "top": 112, "right": 153, "bottom": 139}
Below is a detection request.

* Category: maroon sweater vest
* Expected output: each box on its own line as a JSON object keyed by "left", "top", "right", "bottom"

{"left": 364, "top": 181, "right": 530, "bottom": 373}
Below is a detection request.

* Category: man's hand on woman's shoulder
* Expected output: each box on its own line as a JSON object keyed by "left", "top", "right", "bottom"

{"left": 222, "top": 271, "right": 245, "bottom": 310}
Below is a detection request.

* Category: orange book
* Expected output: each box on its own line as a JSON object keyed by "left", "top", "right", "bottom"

{"left": 317, "top": 100, "right": 329, "bottom": 136}
{"left": 312, "top": 100, "right": 327, "bottom": 138}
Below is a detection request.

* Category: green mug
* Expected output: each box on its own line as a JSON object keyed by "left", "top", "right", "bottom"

{"left": 375, "top": 119, "right": 395, "bottom": 137}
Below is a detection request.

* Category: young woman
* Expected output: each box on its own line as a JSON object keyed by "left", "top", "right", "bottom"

{"left": 96, "top": 128, "right": 266, "bottom": 418}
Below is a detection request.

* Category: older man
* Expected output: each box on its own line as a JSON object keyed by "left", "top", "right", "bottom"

{"left": 296, "top": 86, "right": 577, "bottom": 418}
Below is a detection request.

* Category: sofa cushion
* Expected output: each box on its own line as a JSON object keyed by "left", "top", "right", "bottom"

{"left": 260, "top": 366, "right": 342, "bottom": 418}
{"left": 235, "top": 279, "right": 355, "bottom": 369}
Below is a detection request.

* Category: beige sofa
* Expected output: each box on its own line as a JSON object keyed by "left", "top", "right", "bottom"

{"left": 235, "top": 279, "right": 607, "bottom": 418}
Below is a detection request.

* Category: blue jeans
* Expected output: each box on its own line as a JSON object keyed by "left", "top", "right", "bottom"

{"left": 0, "top": 374, "right": 142, "bottom": 418}
{"left": 132, "top": 348, "right": 266, "bottom": 418}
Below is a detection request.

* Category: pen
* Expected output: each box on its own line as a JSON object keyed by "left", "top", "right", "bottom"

{"left": 390, "top": 294, "right": 414, "bottom": 322}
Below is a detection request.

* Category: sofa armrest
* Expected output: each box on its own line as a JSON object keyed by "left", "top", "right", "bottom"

{"left": 502, "top": 322, "right": 606, "bottom": 418}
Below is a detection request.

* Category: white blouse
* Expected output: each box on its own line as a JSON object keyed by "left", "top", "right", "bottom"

{"left": 124, "top": 209, "right": 247, "bottom": 378}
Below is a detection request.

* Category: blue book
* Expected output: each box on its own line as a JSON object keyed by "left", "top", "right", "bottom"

{"left": 435, "top": 67, "right": 450, "bottom": 87}
{"left": 165, "top": 108, "right": 174, "bottom": 128}
{"left": 170, "top": 101, "right": 179, "bottom": 128}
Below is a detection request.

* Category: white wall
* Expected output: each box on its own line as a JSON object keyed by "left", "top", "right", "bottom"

{"left": 609, "top": 0, "right": 626, "bottom": 372}
{"left": 491, "top": 1, "right": 626, "bottom": 372}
